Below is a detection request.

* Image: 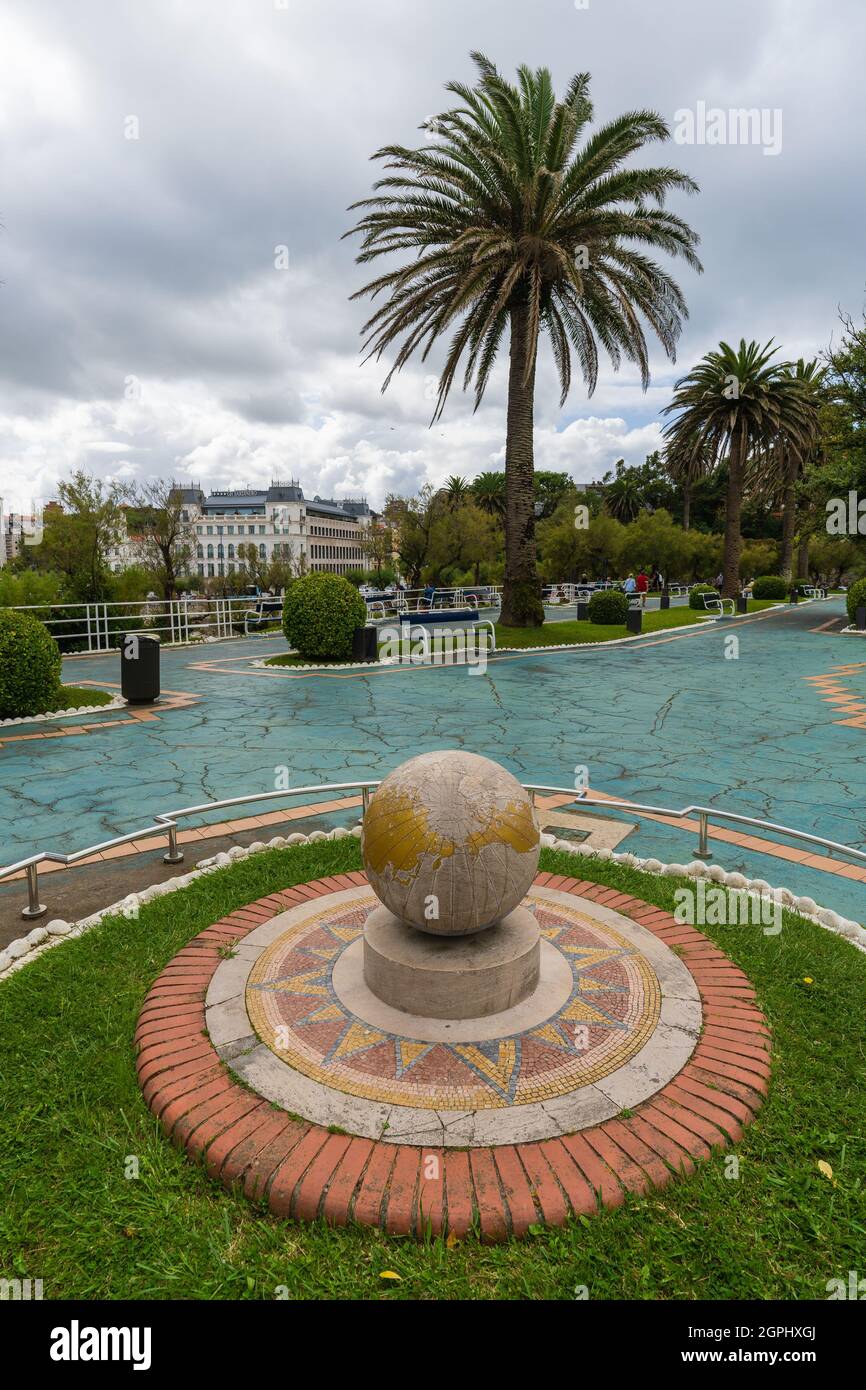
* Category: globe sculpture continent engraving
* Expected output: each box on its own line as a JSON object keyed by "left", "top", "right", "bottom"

{"left": 361, "top": 750, "right": 541, "bottom": 936}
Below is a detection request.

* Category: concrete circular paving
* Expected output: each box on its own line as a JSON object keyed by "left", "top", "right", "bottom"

{"left": 135, "top": 871, "right": 771, "bottom": 1240}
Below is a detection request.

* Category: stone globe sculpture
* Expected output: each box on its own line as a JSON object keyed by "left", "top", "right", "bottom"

{"left": 361, "top": 749, "right": 540, "bottom": 936}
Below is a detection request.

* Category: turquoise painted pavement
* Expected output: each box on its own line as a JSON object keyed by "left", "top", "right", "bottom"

{"left": 0, "top": 599, "right": 864, "bottom": 920}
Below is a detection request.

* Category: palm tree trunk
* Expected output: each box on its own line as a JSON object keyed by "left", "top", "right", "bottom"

{"left": 499, "top": 301, "right": 544, "bottom": 628}
{"left": 682, "top": 481, "right": 691, "bottom": 531}
{"left": 779, "top": 453, "right": 797, "bottom": 581}
{"left": 722, "top": 424, "right": 747, "bottom": 598}
{"left": 796, "top": 534, "right": 810, "bottom": 580}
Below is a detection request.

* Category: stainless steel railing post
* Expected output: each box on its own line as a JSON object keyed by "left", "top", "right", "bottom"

{"left": 163, "top": 825, "right": 184, "bottom": 865}
{"left": 22, "top": 862, "right": 47, "bottom": 919}
{"left": 694, "top": 811, "right": 713, "bottom": 860}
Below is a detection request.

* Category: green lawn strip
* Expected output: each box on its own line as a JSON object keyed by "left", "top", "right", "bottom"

{"left": 264, "top": 653, "right": 354, "bottom": 667}
{"left": 1, "top": 840, "right": 863, "bottom": 1301}
{"left": 495, "top": 608, "right": 707, "bottom": 648}
{"left": 8, "top": 685, "right": 117, "bottom": 718}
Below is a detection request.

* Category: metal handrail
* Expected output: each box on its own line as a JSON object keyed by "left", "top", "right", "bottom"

{"left": 1, "top": 778, "right": 863, "bottom": 922}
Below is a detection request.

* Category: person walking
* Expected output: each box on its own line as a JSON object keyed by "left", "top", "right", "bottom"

{"left": 623, "top": 573, "right": 637, "bottom": 597}
{"left": 636, "top": 568, "right": 649, "bottom": 608}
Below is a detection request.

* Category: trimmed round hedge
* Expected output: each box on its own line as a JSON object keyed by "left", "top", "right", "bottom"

{"left": 752, "top": 575, "right": 788, "bottom": 600}
{"left": 0, "top": 609, "right": 62, "bottom": 718}
{"left": 689, "top": 584, "right": 719, "bottom": 610}
{"left": 846, "top": 577, "right": 866, "bottom": 625}
{"left": 282, "top": 572, "right": 367, "bottom": 660}
{"left": 588, "top": 589, "right": 629, "bottom": 625}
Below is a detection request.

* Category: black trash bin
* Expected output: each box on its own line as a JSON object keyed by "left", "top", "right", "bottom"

{"left": 352, "top": 625, "right": 379, "bottom": 662}
{"left": 121, "top": 633, "right": 160, "bottom": 703}
{"left": 857, "top": 605, "right": 866, "bottom": 632}
{"left": 576, "top": 600, "right": 589, "bottom": 620}
{"left": 626, "top": 607, "right": 643, "bottom": 635}
{"left": 660, "top": 592, "right": 671, "bottom": 610}
{"left": 737, "top": 594, "right": 749, "bottom": 614}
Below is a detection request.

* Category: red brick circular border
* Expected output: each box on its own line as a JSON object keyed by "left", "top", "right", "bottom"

{"left": 135, "top": 871, "right": 770, "bottom": 1241}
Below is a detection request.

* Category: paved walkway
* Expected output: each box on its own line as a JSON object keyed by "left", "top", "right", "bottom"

{"left": 1, "top": 600, "right": 864, "bottom": 920}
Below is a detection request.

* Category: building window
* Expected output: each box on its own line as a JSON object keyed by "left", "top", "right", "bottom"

{"left": 259, "top": 543, "right": 267, "bottom": 559}
{"left": 228, "top": 544, "right": 234, "bottom": 559}
{"left": 217, "top": 544, "right": 224, "bottom": 559}
{"left": 207, "top": 544, "right": 214, "bottom": 559}
{"left": 197, "top": 564, "right": 204, "bottom": 577}
{"left": 196, "top": 545, "right": 203, "bottom": 559}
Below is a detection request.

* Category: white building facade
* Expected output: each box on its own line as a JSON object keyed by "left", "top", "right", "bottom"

{"left": 175, "top": 481, "right": 372, "bottom": 582}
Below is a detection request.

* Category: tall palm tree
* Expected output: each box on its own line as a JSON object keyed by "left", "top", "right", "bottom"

{"left": 471, "top": 471, "right": 506, "bottom": 518}
{"left": 441, "top": 474, "right": 470, "bottom": 510}
{"left": 663, "top": 340, "right": 813, "bottom": 596}
{"left": 346, "top": 53, "right": 702, "bottom": 626}
{"left": 774, "top": 359, "right": 825, "bottom": 581}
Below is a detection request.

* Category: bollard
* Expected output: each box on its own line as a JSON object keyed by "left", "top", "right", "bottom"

{"left": 352, "top": 626, "right": 378, "bottom": 662}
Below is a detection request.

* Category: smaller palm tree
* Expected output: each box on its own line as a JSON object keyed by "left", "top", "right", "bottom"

{"left": 663, "top": 340, "right": 813, "bottom": 595}
{"left": 603, "top": 463, "right": 642, "bottom": 522}
{"left": 471, "top": 472, "right": 506, "bottom": 518}
{"left": 441, "top": 475, "right": 470, "bottom": 511}
{"left": 765, "top": 359, "right": 825, "bottom": 580}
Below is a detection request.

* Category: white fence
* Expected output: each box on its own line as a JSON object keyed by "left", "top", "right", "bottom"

{"left": 7, "top": 598, "right": 283, "bottom": 653}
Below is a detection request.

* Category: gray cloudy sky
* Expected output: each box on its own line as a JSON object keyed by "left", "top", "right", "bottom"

{"left": 1, "top": 0, "right": 864, "bottom": 511}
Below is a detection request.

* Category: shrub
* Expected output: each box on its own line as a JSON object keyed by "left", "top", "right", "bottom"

{"left": 752, "top": 575, "right": 788, "bottom": 600}
{"left": 0, "top": 608, "right": 62, "bottom": 718}
{"left": 588, "top": 589, "right": 629, "bottom": 625}
{"left": 282, "top": 571, "right": 367, "bottom": 659}
{"left": 846, "top": 577, "right": 866, "bottom": 625}
{"left": 689, "top": 584, "right": 720, "bottom": 610}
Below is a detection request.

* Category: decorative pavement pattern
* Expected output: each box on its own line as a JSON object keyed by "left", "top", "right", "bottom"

{"left": 245, "top": 893, "right": 660, "bottom": 1109}
{"left": 135, "top": 872, "right": 771, "bottom": 1241}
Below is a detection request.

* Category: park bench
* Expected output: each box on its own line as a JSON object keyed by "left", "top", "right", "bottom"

{"left": 397, "top": 609, "right": 496, "bottom": 659}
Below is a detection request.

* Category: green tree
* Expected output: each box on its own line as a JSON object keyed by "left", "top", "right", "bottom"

{"left": 130, "top": 480, "right": 196, "bottom": 599}
{"left": 663, "top": 340, "right": 813, "bottom": 596}
{"left": 37, "top": 471, "right": 127, "bottom": 601}
{"left": 348, "top": 53, "right": 701, "bottom": 626}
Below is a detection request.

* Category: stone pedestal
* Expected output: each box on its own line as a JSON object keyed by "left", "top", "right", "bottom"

{"left": 363, "top": 904, "right": 540, "bottom": 1019}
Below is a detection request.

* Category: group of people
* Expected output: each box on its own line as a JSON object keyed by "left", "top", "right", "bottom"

{"left": 622, "top": 569, "right": 665, "bottom": 607}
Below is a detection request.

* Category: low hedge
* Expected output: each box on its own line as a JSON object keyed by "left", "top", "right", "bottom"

{"left": 282, "top": 572, "right": 367, "bottom": 660}
{"left": 0, "top": 609, "right": 62, "bottom": 718}
{"left": 588, "top": 589, "right": 629, "bottom": 625}
{"left": 752, "top": 575, "right": 788, "bottom": 600}
{"left": 689, "top": 584, "right": 719, "bottom": 610}
{"left": 846, "top": 577, "right": 866, "bottom": 625}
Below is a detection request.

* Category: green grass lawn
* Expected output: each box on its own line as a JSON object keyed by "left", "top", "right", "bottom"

{"left": 8, "top": 685, "right": 117, "bottom": 718}
{"left": 496, "top": 607, "right": 709, "bottom": 648}
{"left": 1, "top": 838, "right": 864, "bottom": 1301}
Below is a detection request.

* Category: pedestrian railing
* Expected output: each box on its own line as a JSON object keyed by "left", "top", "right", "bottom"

{"left": 3, "top": 598, "right": 283, "bottom": 653}
{"left": 1, "top": 780, "right": 863, "bottom": 921}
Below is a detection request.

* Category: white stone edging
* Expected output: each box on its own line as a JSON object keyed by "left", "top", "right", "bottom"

{"left": 0, "top": 694, "right": 125, "bottom": 727}
{"left": 0, "top": 824, "right": 862, "bottom": 983}
{"left": 251, "top": 619, "right": 721, "bottom": 673}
